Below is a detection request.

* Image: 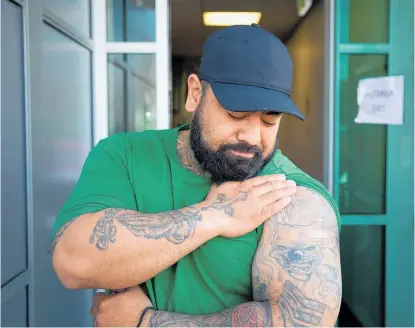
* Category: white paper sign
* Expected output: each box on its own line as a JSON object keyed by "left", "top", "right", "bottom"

{"left": 354, "top": 75, "right": 404, "bottom": 125}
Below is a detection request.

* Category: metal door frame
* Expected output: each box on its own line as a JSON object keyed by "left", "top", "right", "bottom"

{"left": 0, "top": 1, "right": 32, "bottom": 326}
{"left": 333, "top": 0, "right": 414, "bottom": 326}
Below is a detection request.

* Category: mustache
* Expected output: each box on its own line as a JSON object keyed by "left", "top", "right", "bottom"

{"left": 219, "top": 142, "right": 262, "bottom": 156}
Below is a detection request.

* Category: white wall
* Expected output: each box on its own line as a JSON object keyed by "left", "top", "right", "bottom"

{"left": 279, "top": 2, "right": 325, "bottom": 183}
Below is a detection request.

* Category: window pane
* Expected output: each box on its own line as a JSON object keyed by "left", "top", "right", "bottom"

{"left": 130, "top": 76, "right": 156, "bottom": 131}
{"left": 107, "top": 0, "right": 156, "bottom": 42}
{"left": 341, "top": 0, "right": 389, "bottom": 43}
{"left": 338, "top": 55, "right": 387, "bottom": 214}
{"left": 339, "top": 226, "right": 385, "bottom": 327}
{"left": 108, "top": 61, "right": 126, "bottom": 135}
{"left": 43, "top": 0, "right": 91, "bottom": 37}
{"left": 1, "top": 0, "right": 28, "bottom": 285}
{"left": 108, "top": 54, "right": 156, "bottom": 132}
{"left": 106, "top": 0, "right": 124, "bottom": 42}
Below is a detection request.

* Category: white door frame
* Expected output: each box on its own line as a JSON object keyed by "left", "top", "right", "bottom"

{"left": 323, "top": 0, "right": 335, "bottom": 194}
{"left": 91, "top": 0, "right": 170, "bottom": 145}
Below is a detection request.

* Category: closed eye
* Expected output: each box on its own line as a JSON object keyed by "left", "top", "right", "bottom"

{"left": 226, "top": 111, "right": 247, "bottom": 120}
{"left": 262, "top": 112, "right": 281, "bottom": 126}
{"left": 262, "top": 120, "right": 277, "bottom": 127}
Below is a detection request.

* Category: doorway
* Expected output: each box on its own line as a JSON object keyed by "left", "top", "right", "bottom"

{"left": 168, "top": 0, "right": 414, "bottom": 327}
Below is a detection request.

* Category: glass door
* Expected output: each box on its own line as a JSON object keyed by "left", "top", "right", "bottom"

{"left": 333, "top": 0, "right": 414, "bottom": 326}
{"left": 92, "top": 0, "right": 170, "bottom": 144}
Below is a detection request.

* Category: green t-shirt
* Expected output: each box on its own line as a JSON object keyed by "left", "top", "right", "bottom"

{"left": 54, "top": 124, "right": 340, "bottom": 314}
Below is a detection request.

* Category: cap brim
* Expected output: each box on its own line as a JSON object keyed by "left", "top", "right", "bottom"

{"left": 210, "top": 81, "right": 305, "bottom": 120}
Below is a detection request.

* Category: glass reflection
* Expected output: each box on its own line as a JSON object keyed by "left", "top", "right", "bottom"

{"left": 43, "top": 0, "right": 91, "bottom": 37}
{"left": 339, "top": 55, "right": 387, "bottom": 214}
{"left": 108, "top": 54, "right": 156, "bottom": 133}
{"left": 107, "top": 0, "right": 156, "bottom": 42}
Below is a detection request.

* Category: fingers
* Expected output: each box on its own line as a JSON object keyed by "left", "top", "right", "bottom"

{"left": 90, "top": 292, "right": 108, "bottom": 317}
{"left": 259, "top": 180, "right": 297, "bottom": 206}
{"left": 252, "top": 179, "right": 293, "bottom": 196}
{"left": 241, "top": 174, "right": 286, "bottom": 190}
{"left": 264, "top": 196, "right": 292, "bottom": 217}
{"left": 90, "top": 304, "right": 98, "bottom": 318}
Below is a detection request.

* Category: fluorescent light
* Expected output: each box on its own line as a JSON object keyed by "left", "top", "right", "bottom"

{"left": 203, "top": 12, "right": 262, "bottom": 27}
{"left": 296, "top": 0, "right": 313, "bottom": 17}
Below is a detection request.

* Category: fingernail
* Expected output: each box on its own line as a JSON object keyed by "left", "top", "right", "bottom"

{"left": 287, "top": 180, "right": 296, "bottom": 187}
{"left": 277, "top": 174, "right": 286, "bottom": 180}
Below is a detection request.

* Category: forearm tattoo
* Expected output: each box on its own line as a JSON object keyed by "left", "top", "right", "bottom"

{"left": 88, "top": 191, "right": 247, "bottom": 250}
{"left": 148, "top": 302, "right": 273, "bottom": 327}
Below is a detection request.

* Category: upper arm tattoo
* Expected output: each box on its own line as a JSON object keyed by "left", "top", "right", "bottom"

{"left": 279, "top": 280, "right": 326, "bottom": 326}
{"left": 252, "top": 187, "right": 342, "bottom": 326}
{"left": 51, "top": 217, "right": 79, "bottom": 254}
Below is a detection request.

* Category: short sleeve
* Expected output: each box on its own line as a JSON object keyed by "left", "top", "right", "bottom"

{"left": 52, "top": 133, "right": 137, "bottom": 237}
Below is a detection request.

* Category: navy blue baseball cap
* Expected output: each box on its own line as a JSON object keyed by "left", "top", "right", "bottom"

{"left": 198, "top": 24, "right": 304, "bottom": 120}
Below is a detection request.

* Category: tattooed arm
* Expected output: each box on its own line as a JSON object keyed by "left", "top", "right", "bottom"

{"left": 252, "top": 186, "right": 342, "bottom": 327}
{"left": 137, "top": 187, "right": 341, "bottom": 327}
{"left": 52, "top": 204, "right": 221, "bottom": 290}
{"left": 52, "top": 173, "right": 292, "bottom": 290}
{"left": 140, "top": 302, "right": 273, "bottom": 327}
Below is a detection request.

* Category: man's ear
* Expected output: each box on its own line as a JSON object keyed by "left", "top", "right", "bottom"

{"left": 185, "top": 74, "right": 203, "bottom": 114}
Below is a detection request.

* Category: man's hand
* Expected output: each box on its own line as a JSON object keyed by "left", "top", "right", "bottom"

{"left": 205, "top": 174, "right": 297, "bottom": 238}
{"left": 53, "top": 172, "right": 296, "bottom": 290}
{"left": 91, "top": 286, "right": 152, "bottom": 327}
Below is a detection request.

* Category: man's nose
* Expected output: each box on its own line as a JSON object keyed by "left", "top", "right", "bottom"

{"left": 236, "top": 117, "right": 262, "bottom": 147}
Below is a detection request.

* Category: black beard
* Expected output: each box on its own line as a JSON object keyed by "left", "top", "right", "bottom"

{"left": 189, "top": 108, "right": 277, "bottom": 184}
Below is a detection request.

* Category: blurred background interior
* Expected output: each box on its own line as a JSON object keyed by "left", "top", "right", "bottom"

{"left": 1, "top": 0, "right": 414, "bottom": 326}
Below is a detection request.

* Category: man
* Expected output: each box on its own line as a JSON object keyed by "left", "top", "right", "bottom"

{"left": 52, "top": 24, "right": 341, "bottom": 327}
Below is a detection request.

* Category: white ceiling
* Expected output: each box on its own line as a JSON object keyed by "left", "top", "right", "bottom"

{"left": 170, "top": 0, "right": 303, "bottom": 57}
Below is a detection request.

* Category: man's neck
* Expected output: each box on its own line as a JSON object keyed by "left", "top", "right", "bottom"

{"left": 176, "top": 130, "right": 209, "bottom": 177}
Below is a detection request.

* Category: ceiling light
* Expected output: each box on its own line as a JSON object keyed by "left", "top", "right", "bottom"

{"left": 296, "top": 0, "right": 313, "bottom": 17}
{"left": 203, "top": 12, "right": 262, "bottom": 27}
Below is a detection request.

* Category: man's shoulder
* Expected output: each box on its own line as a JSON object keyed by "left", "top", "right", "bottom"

{"left": 262, "top": 150, "right": 307, "bottom": 177}
{"left": 280, "top": 185, "right": 341, "bottom": 230}
{"left": 94, "top": 128, "right": 177, "bottom": 152}
{"left": 263, "top": 150, "right": 341, "bottom": 229}
{"left": 281, "top": 186, "right": 337, "bottom": 225}
{"left": 259, "top": 186, "right": 340, "bottom": 254}
{"left": 263, "top": 150, "right": 320, "bottom": 188}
